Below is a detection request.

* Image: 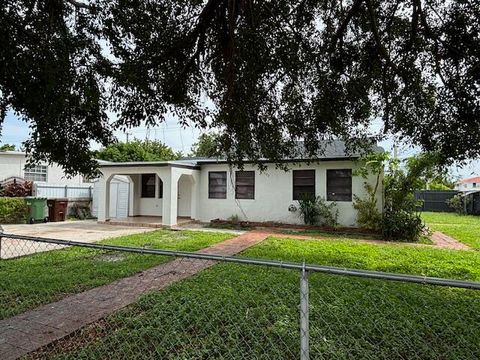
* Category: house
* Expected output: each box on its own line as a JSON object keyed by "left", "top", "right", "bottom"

{"left": 455, "top": 176, "right": 480, "bottom": 192}
{"left": 95, "top": 141, "right": 384, "bottom": 227}
{"left": 0, "top": 151, "right": 93, "bottom": 215}
{"left": 0, "top": 150, "right": 86, "bottom": 185}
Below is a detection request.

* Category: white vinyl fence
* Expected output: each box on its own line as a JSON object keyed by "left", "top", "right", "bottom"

{"left": 33, "top": 183, "right": 93, "bottom": 199}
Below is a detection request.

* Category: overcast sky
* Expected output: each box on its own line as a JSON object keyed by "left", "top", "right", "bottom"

{"left": 1, "top": 110, "right": 478, "bottom": 179}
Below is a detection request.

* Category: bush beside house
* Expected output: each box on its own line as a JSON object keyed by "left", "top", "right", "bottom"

{"left": 296, "top": 196, "right": 338, "bottom": 227}
{"left": 353, "top": 152, "right": 445, "bottom": 242}
{"left": 0, "top": 197, "right": 29, "bottom": 224}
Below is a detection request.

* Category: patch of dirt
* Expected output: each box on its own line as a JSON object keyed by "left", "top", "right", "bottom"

{"left": 94, "top": 253, "right": 125, "bottom": 262}
{"left": 210, "top": 219, "right": 381, "bottom": 236}
{"left": 25, "top": 319, "right": 113, "bottom": 359}
{"left": 159, "top": 233, "right": 189, "bottom": 241}
{"left": 26, "top": 305, "right": 148, "bottom": 359}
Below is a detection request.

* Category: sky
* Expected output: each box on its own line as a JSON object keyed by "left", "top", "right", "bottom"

{"left": 1, "top": 110, "right": 479, "bottom": 179}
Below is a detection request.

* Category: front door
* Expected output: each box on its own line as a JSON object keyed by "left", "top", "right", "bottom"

{"left": 177, "top": 176, "right": 191, "bottom": 217}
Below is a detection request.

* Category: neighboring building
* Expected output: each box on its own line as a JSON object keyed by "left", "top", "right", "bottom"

{"left": 95, "top": 141, "right": 384, "bottom": 227}
{"left": 0, "top": 151, "right": 85, "bottom": 185}
{"left": 455, "top": 176, "right": 480, "bottom": 192}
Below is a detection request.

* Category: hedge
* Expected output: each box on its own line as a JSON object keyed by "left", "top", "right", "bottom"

{"left": 0, "top": 197, "right": 28, "bottom": 224}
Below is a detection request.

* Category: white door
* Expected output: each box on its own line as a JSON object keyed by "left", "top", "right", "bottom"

{"left": 109, "top": 183, "right": 118, "bottom": 218}
{"left": 116, "top": 181, "right": 129, "bottom": 218}
{"left": 177, "top": 176, "right": 192, "bottom": 217}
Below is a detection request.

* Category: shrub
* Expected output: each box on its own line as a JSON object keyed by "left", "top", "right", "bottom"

{"left": 382, "top": 157, "right": 430, "bottom": 242}
{"left": 353, "top": 152, "right": 385, "bottom": 232}
{"left": 382, "top": 209, "right": 426, "bottom": 242}
{"left": 227, "top": 214, "right": 240, "bottom": 223}
{"left": 0, "top": 197, "right": 29, "bottom": 224}
{"left": 297, "top": 196, "right": 338, "bottom": 227}
{"left": 355, "top": 151, "right": 442, "bottom": 242}
{"left": 69, "top": 203, "right": 92, "bottom": 220}
{"left": 2, "top": 181, "right": 32, "bottom": 197}
{"left": 446, "top": 194, "right": 466, "bottom": 214}
{"left": 353, "top": 184, "right": 382, "bottom": 231}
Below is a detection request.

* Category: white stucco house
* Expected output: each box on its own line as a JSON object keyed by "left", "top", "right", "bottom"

{"left": 455, "top": 176, "right": 480, "bottom": 192}
{"left": 95, "top": 141, "right": 384, "bottom": 228}
{"left": 0, "top": 150, "right": 85, "bottom": 185}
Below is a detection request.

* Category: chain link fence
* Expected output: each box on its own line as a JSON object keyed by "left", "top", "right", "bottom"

{"left": 1, "top": 232, "right": 480, "bottom": 359}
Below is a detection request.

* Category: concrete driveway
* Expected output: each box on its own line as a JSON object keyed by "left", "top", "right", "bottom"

{"left": 0, "top": 220, "right": 156, "bottom": 259}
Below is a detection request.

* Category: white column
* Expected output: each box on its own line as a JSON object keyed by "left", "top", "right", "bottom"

{"left": 190, "top": 172, "right": 200, "bottom": 220}
{"left": 97, "top": 174, "right": 113, "bottom": 221}
{"left": 127, "top": 175, "right": 135, "bottom": 217}
{"left": 161, "top": 168, "right": 178, "bottom": 226}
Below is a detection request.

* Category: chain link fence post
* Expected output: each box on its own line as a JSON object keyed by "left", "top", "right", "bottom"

{"left": 0, "top": 224, "right": 3, "bottom": 260}
{"left": 300, "top": 262, "right": 309, "bottom": 360}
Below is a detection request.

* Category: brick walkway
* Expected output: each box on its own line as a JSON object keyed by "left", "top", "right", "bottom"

{"left": 0, "top": 231, "right": 269, "bottom": 360}
{"left": 430, "top": 231, "right": 470, "bottom": 250}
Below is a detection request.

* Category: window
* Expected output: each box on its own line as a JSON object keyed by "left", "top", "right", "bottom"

{"left": 327, "top": 169, "right": 352, "bottom": 201}
{"left": 24, "top": 165, "right": 47, "bottom": 182}
{"left": 209, "top": 171, "right": 227, "bottom": 199}
{"left": 473, "top": 183, "right": 477, "bottom": 188}
{"left": 235, "top": 171, "right": 255, "bottom": 199}
{"left": 141, "top": 174, "right": 156, "bottom": 198}
{"left": 293, "top": 170, "right": 315, "bottom": 200}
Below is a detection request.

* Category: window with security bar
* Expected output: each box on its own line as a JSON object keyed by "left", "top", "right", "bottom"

{"left": 326, "top": 169, "right": 352, "bottom": 201}
{"left": 235, "top": 171, "right": 255, "bottom": 199}
{"left": 209, "top": 171, "right": 227, "bottom": 199}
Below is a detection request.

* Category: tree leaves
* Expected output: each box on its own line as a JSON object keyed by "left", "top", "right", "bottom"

{"left": 95, "top": 139, "right": 182, "bottom": 162}
{"left": 1, "top": 0, "right": 479, "bottom": 175}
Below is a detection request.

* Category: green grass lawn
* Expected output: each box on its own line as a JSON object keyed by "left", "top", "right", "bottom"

{"left": 41, "top": 236, "right": 480, "bottom": 360}
{"left": 422, "top": 211, "right": 480, "bottom": 249}
{"left": 0, "top": 230, "right": 233, "bottom": 320}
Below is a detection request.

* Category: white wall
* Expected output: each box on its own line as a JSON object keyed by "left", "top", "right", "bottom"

{"left": 96, "top": 160, "right": 382, "bottom": 227}
{"left": 0, "top": 152, "right": 84, "bottom": 184}
{"left": 455, "top": 182, "right": 479, "bottom": 192}
{"left": 197, "top": 161, "right": 383, "bottom": 227}
{"left": 97, "top": 166, "right": 173, "bottom": 222}
{"left": 97, "top": 165, "right": 201, "bottom": 225}
{"left": 129, "top": 173, "right": 163, "bottom": 217}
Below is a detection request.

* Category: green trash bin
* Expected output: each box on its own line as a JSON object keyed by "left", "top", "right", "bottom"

{"left": 24, "top": 197, "right": 48, "bottom": 224}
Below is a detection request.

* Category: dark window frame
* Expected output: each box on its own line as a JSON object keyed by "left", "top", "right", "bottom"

{"left": 235, "top": 171, "right": 255, "bottom": 200}
{"left": 208, "top": 171, "right": 227, "bottom": 199}
{"left": 158, "top": 176, "right": 163, "bottom": 198}
{"left": 292, "top": 170, "right": 316, "bottom": 200}
{"left": 141, "top": 173, "right": 156, "bottom": 198}
{"left": 326, "top": 169, "right": 352, "bottom": 202}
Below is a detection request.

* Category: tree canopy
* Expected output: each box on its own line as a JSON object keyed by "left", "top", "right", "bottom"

{"left": 0, "top": 144, "right": 16, "bottom": 151}
{"left": 1, "top": 0, "right": 479, "bottom": 175}
{"left": 190, "top": 133, "right": 221, "bottom": 158}
{"left": 95, "top": 139, "right": 181, "bottom": 162}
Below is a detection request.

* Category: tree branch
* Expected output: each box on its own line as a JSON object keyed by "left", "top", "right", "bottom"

{"left": 66, "top": 0, "right": 92, "bottom": 10}
{"left": 406, "top": 0, "right": 419, "bottom": 51}
{"left": 414, "top": 0, "right": 449, "bottom": 88}
{"left": 365, "top": 0, "right": 400, "bottom": 73}
{"left": 329, "top": 0, "right": 364, "bottom": 52}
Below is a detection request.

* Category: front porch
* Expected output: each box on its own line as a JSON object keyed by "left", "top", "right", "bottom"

{"left": 99, "top": 216, "right": 196, "bottom": 228}
{"left": 96, "top": 161, "right": 201, "bottom": 227}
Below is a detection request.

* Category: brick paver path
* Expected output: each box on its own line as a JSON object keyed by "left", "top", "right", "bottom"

{"left": 430, "top": 231, "right": 470, "bottom": 250}
{"left": 0, "top": 231, "right": 269, "bottom": 360}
